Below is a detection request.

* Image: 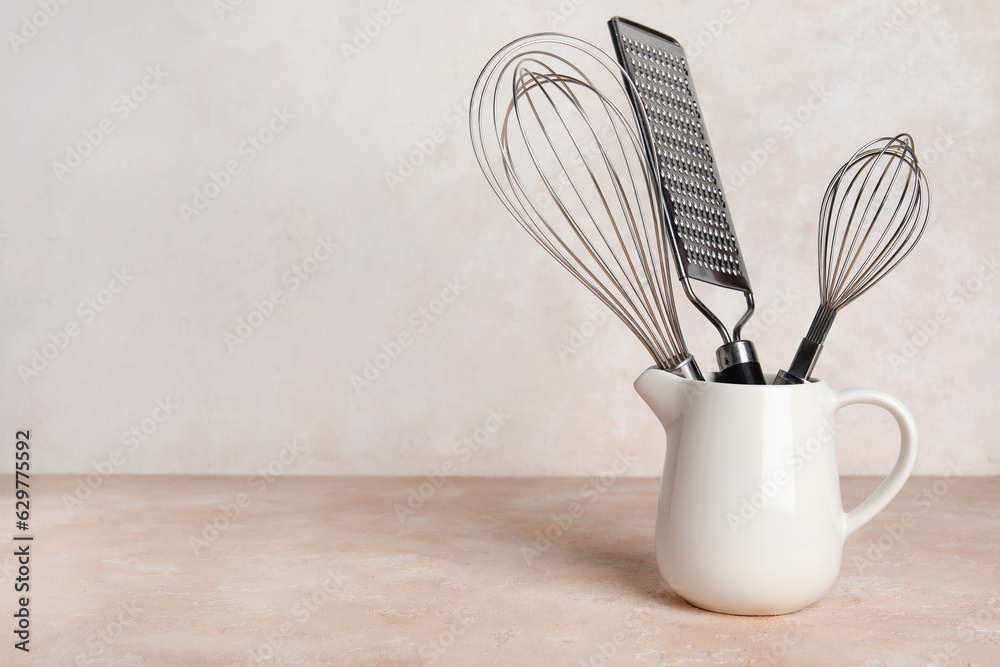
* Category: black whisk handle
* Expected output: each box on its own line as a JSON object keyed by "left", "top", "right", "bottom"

{"left": 774, "top": 305, "right": 835, "bottom": 384}
{"left": 773, "top": 338, "right": 824, "bottom": 385}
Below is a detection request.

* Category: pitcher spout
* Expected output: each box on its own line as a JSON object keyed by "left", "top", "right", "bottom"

{"left": 634, "top": 367, "right": 696, "bottom": 429}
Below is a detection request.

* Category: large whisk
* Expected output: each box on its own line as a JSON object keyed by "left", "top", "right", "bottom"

{"left": 470, "top": 33, "right": 702, "bottom": 379}
{"left": 774, "top": 134, "right": 931, "bottom": 385}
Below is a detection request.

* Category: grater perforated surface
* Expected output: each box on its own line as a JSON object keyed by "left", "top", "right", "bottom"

{"left": 609, "top": 18, "right": 751, "bottom": 292}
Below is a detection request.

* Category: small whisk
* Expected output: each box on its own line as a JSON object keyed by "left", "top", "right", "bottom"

{"left": 470, "top": 33, "right": 702, "bottom": 379}
{"left": 774, "top": 134, "right": 931, "bottom": 385}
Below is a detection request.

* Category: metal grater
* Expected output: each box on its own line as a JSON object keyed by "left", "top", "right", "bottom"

{"left": 609, "top": 17, "right": 765, "bottom": 384}
{"left": 608, "top": 17, "right": 749, "bottom": 293}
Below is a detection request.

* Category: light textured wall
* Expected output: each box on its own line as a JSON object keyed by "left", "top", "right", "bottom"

{"left": 2, "top": 0, "right": 996, "bottom": 477}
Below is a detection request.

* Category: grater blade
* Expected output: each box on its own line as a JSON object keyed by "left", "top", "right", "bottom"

{"left": 608, "top": 17, "right": 751, "bottom": 294}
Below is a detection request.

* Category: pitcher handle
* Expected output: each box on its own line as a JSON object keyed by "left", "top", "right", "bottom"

{"left": 834, "top": 387, "right": 919, "bottom": 537}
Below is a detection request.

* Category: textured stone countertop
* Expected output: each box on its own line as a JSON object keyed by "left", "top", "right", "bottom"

{"left": 3, "top": 476, "right": 998, "bottom": 665}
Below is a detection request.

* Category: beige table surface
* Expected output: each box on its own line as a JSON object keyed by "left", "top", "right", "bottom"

{"left": 2, "top": 475, "right": 997, "bottom": 666}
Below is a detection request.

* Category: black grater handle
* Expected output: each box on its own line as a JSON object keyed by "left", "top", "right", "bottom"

{"left": 714, "top": 340, "right": 766, "bottom": 385}
{"left": 716, "top": 361, "right": 766, "bottom": 385}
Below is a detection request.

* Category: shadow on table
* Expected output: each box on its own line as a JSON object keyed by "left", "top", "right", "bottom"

{"left": 489, "top": 500, "right": 694, "bottom": 613}
{"left": 553, "top": 537, "right": 693, "bottom": 612}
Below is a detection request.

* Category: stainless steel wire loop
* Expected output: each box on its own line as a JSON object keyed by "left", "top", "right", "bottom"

{"left": 470, "top": 33, "right": 698, "bottom": 375}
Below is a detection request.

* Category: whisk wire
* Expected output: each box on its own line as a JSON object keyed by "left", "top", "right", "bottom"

{"left": 510, "top": 69, "right": 669, "bottom": 358}
{"left": 843, "top": 148, "right": 926, "bottom": 305}
{"left": 503, "top": 70, "right": 673, "bottom": 364}
{"left": 470, "top": 33, "right": 696, "bottom": 373}
{"left": 776, "top": 132, "right": 930, "bottom": 385}
{"left": 820, "top": 134, "right": 930, "bottom": 311}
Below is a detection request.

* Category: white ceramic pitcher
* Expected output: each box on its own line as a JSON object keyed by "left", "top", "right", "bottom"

{"left": 634, "top": 368, "right": 918, "bottom": 615}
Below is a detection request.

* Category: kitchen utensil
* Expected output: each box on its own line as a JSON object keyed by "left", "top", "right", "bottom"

{"left": 774, "top": 134, "right": 930, "bottom": 385}
{"left": 608, "top": 17, "right": 765, "bottom": 385}
{"left": 470, "top": 33, "right": 702, "bottom": 379}
{"left": 635, "top": 367, "right": 917, "bottom": 614}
